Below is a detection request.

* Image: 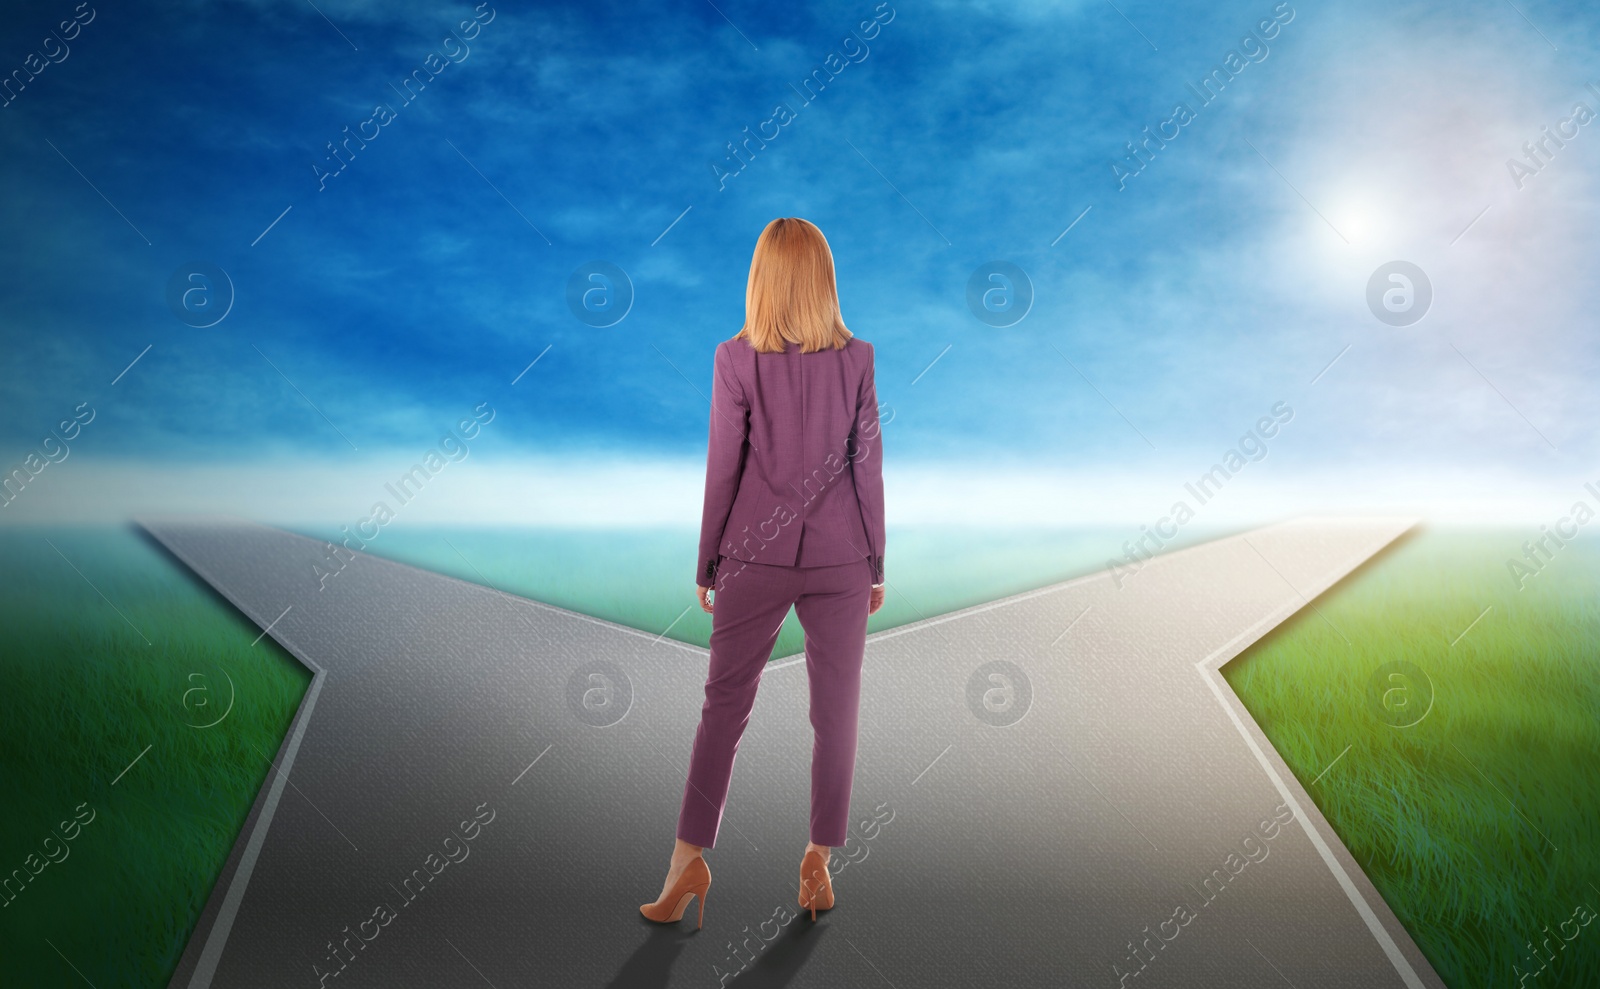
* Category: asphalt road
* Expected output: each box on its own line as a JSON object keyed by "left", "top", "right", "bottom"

{"left": 137, "top": 514, "right": 1444, "bottom": 989}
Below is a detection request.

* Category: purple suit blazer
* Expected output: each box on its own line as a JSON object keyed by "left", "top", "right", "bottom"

{"left": 697, "top": 335, "right": 886, "bottom": 587}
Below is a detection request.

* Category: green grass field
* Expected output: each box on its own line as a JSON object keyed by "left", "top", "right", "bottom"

{"left": 1223, "top": 526, "right": 1600, "bottom": 988}
{"left": 0, "top": 525, "right": 313, "bottom": 988}
{"left": 2, "top": 520, "right": 1596, "bottom": 987}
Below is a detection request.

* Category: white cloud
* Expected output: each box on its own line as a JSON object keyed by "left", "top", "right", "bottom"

{"left": 3, "top": 453, "right": 1589, "bottom": 527}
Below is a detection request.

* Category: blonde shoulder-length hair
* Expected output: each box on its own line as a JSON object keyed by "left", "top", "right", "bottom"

{"left": 734, "top": 217, "right": 854, "bottom": 354}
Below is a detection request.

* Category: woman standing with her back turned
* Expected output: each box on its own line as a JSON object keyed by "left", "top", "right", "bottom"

{"left": 639, "top": 217, "right": 887, "bottom": 929}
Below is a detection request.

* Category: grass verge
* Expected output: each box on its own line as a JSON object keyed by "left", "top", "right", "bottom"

{"left": 1222, "top": 525, "right": 1600, "bottom": 988}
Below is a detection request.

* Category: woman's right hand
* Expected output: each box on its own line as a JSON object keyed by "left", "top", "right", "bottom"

{"left": 869, "top": 585, "right": 885, "bottom": 615}
{"left": 697, "top": 584, "right": 714, "bottom": 614}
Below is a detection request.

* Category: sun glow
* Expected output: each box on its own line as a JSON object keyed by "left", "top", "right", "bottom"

{"left": 1328, "top": 198, "right": 1386, "bottom": 244}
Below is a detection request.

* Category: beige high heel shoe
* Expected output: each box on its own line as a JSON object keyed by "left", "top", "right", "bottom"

{"left": 797, "top": 848, "right": 835, "bottom": 921}
{"left": 640, "top": 855, "right": 712, "bottom": 929}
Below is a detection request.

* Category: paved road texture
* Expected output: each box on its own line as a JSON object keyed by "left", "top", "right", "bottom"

{"left": 137, "top": 514, "right": 1445, "bottom": 989}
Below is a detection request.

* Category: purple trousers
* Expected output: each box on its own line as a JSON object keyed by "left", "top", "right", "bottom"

{"left": 677, "top": 556, "right": 872, "bottom": 849}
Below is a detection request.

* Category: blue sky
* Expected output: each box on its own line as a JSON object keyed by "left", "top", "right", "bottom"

{"left": 2, "top": 0, "right": 1598, "bottom": 525}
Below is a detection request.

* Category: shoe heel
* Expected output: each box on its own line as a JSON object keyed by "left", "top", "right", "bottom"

{"left": 641, "top": 855, "right": 712, "bottom": 928}
{"left": 798, "top": 849, "right": 832, "bottom": 921}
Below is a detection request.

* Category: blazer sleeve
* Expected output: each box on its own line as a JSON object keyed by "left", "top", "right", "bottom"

{"left": 850, "top": 342, "right": 887, "bottom": 584}
{"left": 697, "top": 341, "right": 750, "bottom": 587}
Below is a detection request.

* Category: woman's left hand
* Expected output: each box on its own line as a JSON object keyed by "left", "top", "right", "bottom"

{"left": 696, "top": 584, "right": 714, "bottom": 614}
